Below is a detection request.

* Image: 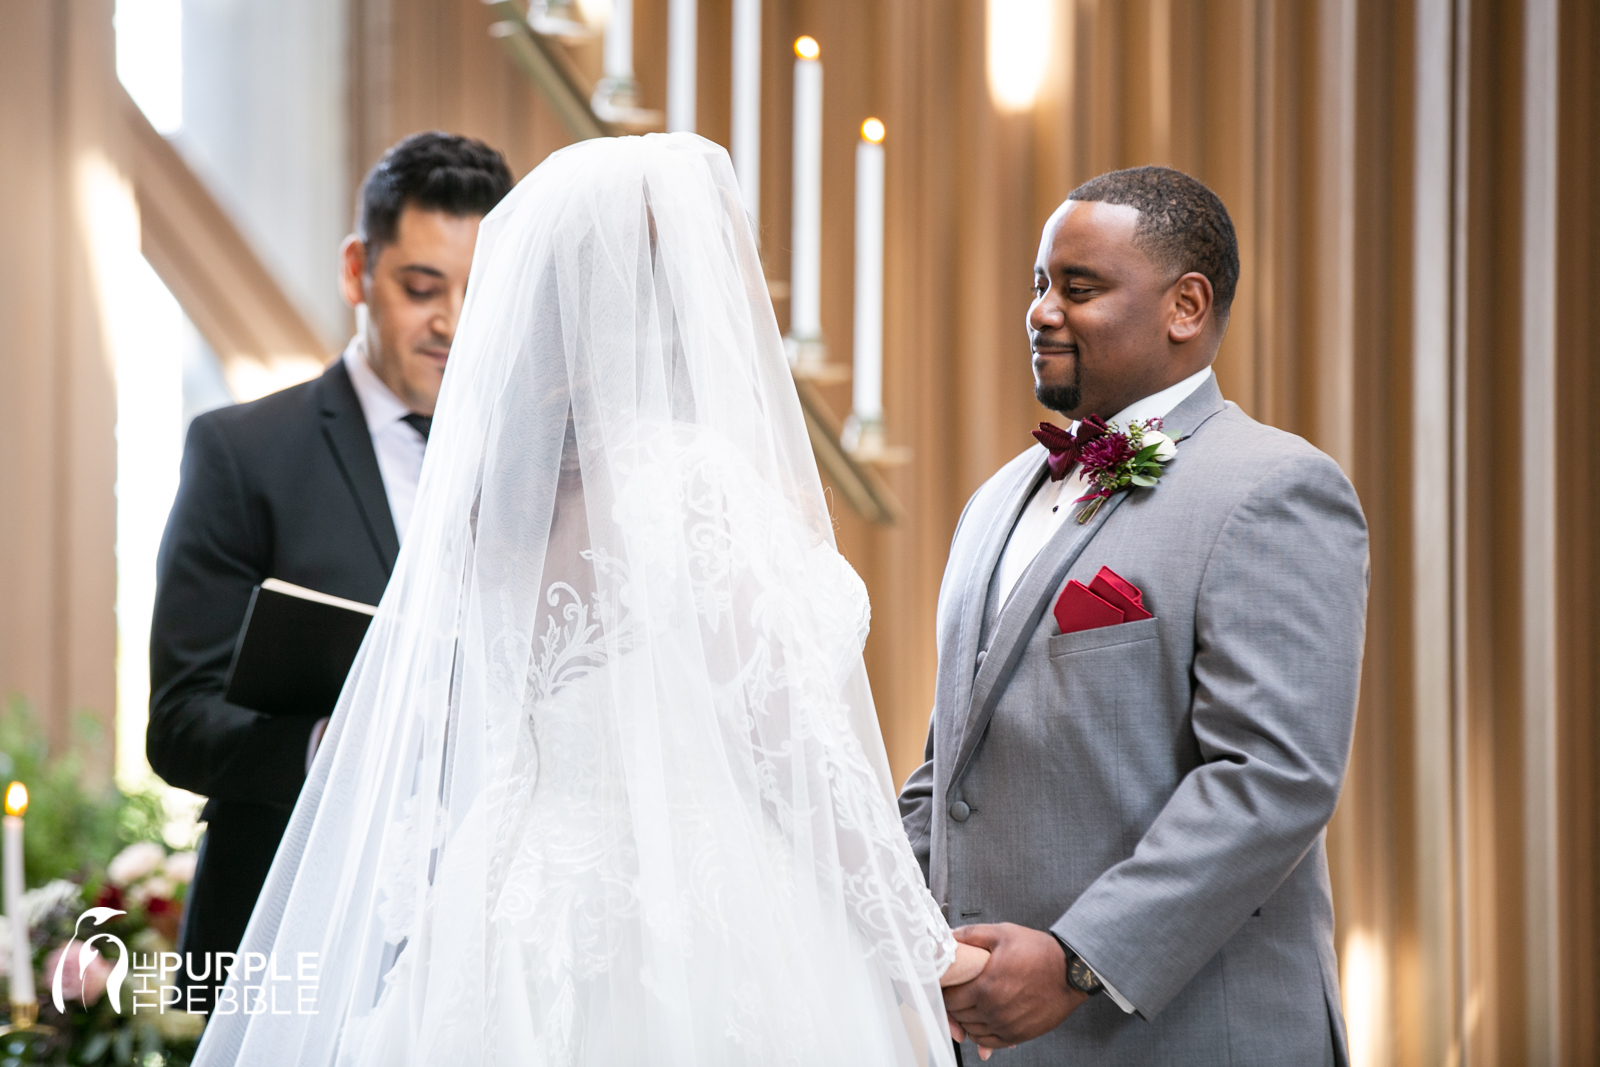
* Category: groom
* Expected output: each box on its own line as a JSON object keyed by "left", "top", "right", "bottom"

{"left": 900, "top": 167, "right": 1368, "bottom": 1065}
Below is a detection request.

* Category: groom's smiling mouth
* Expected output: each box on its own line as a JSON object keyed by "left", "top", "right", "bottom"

{"left": 1031, "top": 340, "right": 1078, "bottom": 362}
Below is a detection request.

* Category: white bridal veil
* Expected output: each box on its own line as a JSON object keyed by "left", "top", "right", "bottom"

{"left": 195, "top": 133, "right": 956, "bottom": 1066}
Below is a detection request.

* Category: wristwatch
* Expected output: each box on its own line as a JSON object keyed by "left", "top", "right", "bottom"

{"left": 1067, "top": 953, "right": 1104, "bottom": 996}
{"left": 1051, "top": 933, "right": 1103, "bottom": 996}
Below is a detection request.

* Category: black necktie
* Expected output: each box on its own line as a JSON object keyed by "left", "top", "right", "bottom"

{"left": 402, "top": 413, "right": 432, "bottom": 443}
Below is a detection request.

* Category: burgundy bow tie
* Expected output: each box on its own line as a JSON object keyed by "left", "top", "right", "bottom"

{"left": 1032, "top": 417, "right": 1111, "bottom": 481}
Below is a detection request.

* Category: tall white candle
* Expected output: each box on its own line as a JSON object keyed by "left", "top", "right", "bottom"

{"left": 789, "top": 36, "right": 823, "bottom": 354}
{"left": 603, "top": 0, "right": 634, "bottom": 82}
{"left": 731, "top": 0, "right": 761, "bottom": 226}
{"left": 852, "top": 119, "right": 886, "bottom": 425}
{"left": 667, "top": 0, "right": 697, "bottom": 133}
{"left": 4, "top": 782, "right": 33, "bottom": 1007}
{"left": 592, "top": 0, "right": 638, "bottom": 120}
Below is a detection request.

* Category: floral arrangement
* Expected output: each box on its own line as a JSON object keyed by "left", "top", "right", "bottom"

{"left": 2, "top": 849, "right": 205, "bottom": 1066}
{"left": 1070, "top": 415, "right": 1179, "bottom": 523}
{"left": 0, "top": 699, "right": 206, "bottom": 1066}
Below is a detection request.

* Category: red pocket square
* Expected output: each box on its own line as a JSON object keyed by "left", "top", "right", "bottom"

{"left": 1053, "top": 580, "right": 1125, "bottom": 635}
{"left": 1088, "top": 566, "right": 1153, "bottom": 621}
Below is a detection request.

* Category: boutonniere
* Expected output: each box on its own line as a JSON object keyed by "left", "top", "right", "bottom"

{"left": 1072, "top": 415, "right": 1178, "bottom": 523}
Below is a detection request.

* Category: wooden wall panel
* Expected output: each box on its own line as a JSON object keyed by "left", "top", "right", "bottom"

{"left": 0, "top": 0, "right": 120, "bottom": 772}
{"left": 348, "top": 0, "right": 576, "bottom": 186}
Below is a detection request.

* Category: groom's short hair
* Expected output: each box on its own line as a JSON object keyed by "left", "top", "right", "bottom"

{"left": 1068, "top": 166, "right": 1239, "bottom": 321}
{"left": 355, "top": 132, "right": 514, "bottom": 265}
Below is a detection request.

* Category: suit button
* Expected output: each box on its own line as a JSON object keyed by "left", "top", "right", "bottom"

{"left": 949, "top": 800, "right": 970, "bottom": 822}
{"left": 976, "top": 650, "right": 987, "bottom": 668}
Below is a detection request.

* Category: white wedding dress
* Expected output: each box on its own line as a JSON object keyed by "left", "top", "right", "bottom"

{"left": 195, "top": 134, "right": 956, "bottom": 1067}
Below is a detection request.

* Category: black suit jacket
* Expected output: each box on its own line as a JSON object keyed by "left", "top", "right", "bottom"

{"left": 149, "top": 358, "right": 396, "bottom": 982}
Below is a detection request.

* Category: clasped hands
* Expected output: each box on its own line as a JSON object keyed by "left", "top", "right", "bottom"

{"left": 939, "top": 923, "right": 1089, "bottom": 1059}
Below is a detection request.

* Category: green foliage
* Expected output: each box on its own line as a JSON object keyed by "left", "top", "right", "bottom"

{"left": 0, "top": 697, "right": 166, "bottom": 892}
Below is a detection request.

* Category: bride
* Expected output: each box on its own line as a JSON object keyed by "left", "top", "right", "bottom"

{"left": 195, "top": 133, "right": 982, "bottom": 1066}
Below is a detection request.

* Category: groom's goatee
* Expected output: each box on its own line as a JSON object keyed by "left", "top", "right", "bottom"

{"left": 1036, "top": 382, "right": 1082, "bottom": 415}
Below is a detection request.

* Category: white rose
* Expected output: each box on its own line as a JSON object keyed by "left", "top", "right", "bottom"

{"left": 137, "top": 875, "right": 176, "bottom": 903}
{"left": 163, "top": 850, "right": 198, "bottom": 884}
{"left": 1141, "top": 429, "right": 1178, "bottom": 462}
{"left": 107, "top": 841, "right": 167, "bottom": 887}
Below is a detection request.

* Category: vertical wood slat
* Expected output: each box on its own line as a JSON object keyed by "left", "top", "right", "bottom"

{"left": 1448, "top": 0, "right": 1478, "bottom": 1060}
{"left": 1313, "top": 0, "right": 1357, "bottom": 474}
{"left": 1411, "top": 2, "right": 1460, "bottom": 1065}
{"left": 1555, "top": 5, "right": 1600, "bottom": 1060}
{"left": 0, "top": 0, "right": 66, "bottom": 728}
{"left": 1518, "top": 0, "right": 1559, "bottom": 1061}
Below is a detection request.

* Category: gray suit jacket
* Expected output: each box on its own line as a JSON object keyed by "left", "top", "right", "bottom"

{"left": 900, "top": 377, "right": 1368, "bottom": 1066}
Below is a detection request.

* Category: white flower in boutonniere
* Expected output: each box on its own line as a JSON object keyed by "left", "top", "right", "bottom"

{"left": 1141, "top": 428, "right": 1178, "bottom": 462}
{"left": 1072, "top": 416, "right": 1179, "bottom": 523}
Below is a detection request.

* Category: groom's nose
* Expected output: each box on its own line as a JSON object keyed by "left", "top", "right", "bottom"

{"left": 1029, "top": 294, "right": 1066, "bottom": 335}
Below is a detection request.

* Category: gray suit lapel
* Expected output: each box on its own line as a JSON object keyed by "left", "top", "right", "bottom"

{"left": 1155, "top": 372, "right": 1227, "bottom": 446}
{"left": 947, "top": 374, "right": 1230, "bottom": 791}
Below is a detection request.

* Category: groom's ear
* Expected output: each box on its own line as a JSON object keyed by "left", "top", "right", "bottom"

{"left": 340, "top": 235, "right": 369, "bottom": 309}
{"left": 1166, "top": 272, "right": 1213, "bottom": 345}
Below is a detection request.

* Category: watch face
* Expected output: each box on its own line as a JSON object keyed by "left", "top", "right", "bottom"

{"left": 1068, "top": 956, "right": 1102, "bottom": 994}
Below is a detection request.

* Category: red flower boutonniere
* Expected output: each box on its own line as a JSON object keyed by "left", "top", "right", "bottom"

{"left": 1073, "top": 416, "right": 1179, "bottom": 523}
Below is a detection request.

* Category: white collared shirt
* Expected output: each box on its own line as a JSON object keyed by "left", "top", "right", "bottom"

{"left": 994, "top": 366, "right": 1215, "bottom": 607}
{"left": 342, "top": 338, "right": 428, "bottom": 544}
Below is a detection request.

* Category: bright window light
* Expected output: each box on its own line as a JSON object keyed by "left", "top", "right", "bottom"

{"left": 987, "top": 0, "right": 1053, "bottom": 113}
{"left": 79, "top": 154, "right": 185, "bottom": 794}
{"left": 115, "top": 0, "right": 183, "bottom": 135}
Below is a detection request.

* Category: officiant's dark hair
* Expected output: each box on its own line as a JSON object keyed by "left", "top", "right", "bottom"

{"left": 1068, "top": 166, "right": 1239, "bottom": 321}
{"left": 356, "top": 132, "right": 514, "bottom": 266}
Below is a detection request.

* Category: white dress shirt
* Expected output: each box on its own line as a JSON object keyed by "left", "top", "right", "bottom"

{"left": 988, "top": 364, "right": 1214, "bottom": 1015}
{"left": 343, "top": 339, "right": 428, "bottom": 544}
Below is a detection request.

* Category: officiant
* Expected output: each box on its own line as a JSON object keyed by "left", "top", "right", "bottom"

{"left": 147, "top": 132, "right": 513, "bottom": 1002}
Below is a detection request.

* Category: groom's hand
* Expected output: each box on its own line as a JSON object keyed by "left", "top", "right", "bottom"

{"left": 943, "top": 923, "right": 1088, "bottom": 1049}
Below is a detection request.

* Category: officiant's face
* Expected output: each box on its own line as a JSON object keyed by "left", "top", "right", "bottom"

{"left": 342, "top": 206, "right": 482, "bottom": 415}
{"left": 1028, "top": 200, "right": 1197, "bottom": 420}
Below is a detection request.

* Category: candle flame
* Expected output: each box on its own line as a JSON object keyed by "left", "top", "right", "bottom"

{"left": 794, "top": 35, "right": 820, "bottom": 60}
{"left": 861, "top": 118, "right": 886, "bottom": 143}
{"left": 4, "top": 782, "right": 27, "bottom": 818}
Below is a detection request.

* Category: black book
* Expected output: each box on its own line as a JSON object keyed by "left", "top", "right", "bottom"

{"left": 224, "top": 578, "right": 378, "bottom": 717}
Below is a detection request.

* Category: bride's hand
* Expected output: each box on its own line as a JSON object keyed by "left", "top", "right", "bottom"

{"left": 942, "top": 942, "right": 998, "bottom": 1060}
{"left": 940, "top": 941, "right": 990, "bottom": 988}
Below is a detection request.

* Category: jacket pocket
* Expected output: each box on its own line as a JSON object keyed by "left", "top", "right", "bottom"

{"left": 1047, "top": 615, "right": 1160, "bottom": 658}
